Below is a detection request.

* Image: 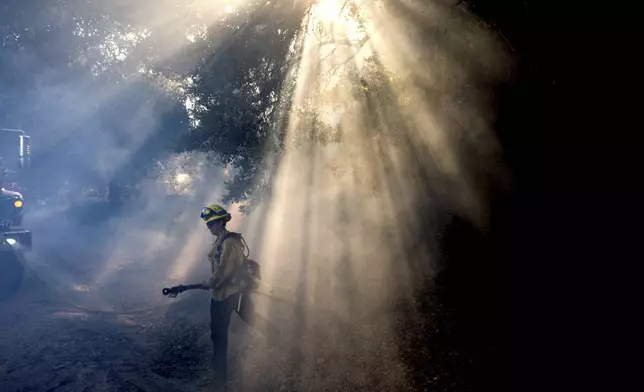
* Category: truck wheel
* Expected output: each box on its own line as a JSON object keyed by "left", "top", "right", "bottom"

{"left": 0, "top": 248, "right": 25, "bottom": 300}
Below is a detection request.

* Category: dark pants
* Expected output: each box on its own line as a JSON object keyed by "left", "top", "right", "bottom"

{"left": 210, "top": 293, "right": 240, "bottom": 383}
{"left": 210, "top": 293, "right": 281, "bottom": 383}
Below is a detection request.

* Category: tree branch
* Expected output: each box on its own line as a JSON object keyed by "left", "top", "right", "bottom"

{"left": 280, "top": 34, "right": 370, "bottom": 69}
{"left": 202, "top": 0, "right": 275, "bottom": 70}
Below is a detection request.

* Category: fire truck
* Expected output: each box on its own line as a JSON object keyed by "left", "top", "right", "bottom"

{"left": 0, "top": 128, "right": 32, "bottom": 298}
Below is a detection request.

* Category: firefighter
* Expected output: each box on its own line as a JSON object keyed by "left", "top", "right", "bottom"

{"left": 201, "top": 204, "right": 275, "bottom": 387}
{"left": 201, "top": 204, "right": 283, "bottom": 387}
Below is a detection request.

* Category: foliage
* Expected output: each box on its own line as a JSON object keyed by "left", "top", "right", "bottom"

{"left": 0, "top": 0, "right": 324, "bottom": 206}
{"left": 0, "top": 0, "right": 493, "bottom": 207}
{"left": 0, "top": 2, "right": 528, "bottom": 391}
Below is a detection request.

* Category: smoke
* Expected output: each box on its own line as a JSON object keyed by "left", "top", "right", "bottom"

{"left": 219, "top": 0, "right": 513, "bottom": 389}
{"left": 0, "top": 1, "right": 237, "bottom": 311}
{"left": 2, "top": 0, "right": 512, "bottom": 390}
{"left": 6, "top": 53, "right": 198, "bottom": 311}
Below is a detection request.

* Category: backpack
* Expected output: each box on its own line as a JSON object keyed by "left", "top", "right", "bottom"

{"left": 216, "top": 232, "right": 261, "bottom": 292}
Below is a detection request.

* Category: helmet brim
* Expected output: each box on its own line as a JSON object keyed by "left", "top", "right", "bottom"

{"left": 205, "top": 214, "right": 231, "bottom": 226}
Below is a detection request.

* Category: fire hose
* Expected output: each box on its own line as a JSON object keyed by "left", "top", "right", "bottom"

{"left": 20, "top": 259, "right": 285, "bottom": 315}
{"left": 21, "top": 261, "right": 175, "bottom": 315}
{"left": 162, "top": 275, "right": 274, "bottom": 298}
{"left": 162, "top": 275, "right": 275, "bottom": 312}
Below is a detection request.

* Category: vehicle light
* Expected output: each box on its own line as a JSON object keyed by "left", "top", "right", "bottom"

{"left": 14, "top": 200, "right": 23, "bottom": 208}
{"left": 6, "top": 238, "right": 17, "bottom": 245}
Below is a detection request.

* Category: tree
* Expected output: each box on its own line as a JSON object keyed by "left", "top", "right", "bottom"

{"left": 0, "top": 0, "right": 195, "bottom": 199}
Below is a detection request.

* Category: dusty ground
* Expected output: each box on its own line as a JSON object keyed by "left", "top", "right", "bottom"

{"left": 0, "top": 204, "right": 489, "bottom": 392}
{"left": 0, "top": 264, "right": 424, "bottom": 392}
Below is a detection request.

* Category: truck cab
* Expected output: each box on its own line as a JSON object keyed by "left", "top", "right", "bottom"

{"left": 1, "top": 128, "right": 32, "bottom": 250}
{"left": 0, "top": 128, "right": 31, "bottom": 171}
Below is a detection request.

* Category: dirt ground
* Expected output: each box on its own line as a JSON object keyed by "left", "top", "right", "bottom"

{"left": 0, "top": 206, "right": 480, "bottom": 392}
{"left": 0, "top": 265, "right": 425, "bottom": 392}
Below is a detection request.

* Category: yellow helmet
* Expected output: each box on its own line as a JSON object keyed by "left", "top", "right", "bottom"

{"left": 200, "top": 204, "right": 231, "bottom": 225}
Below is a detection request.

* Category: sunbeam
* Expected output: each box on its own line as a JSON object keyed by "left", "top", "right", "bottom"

{"left": 226, "top": 0, "right": 512, "bottom": 388}
{"left": 1, "top": 0, "right": 514, "bottom": 390}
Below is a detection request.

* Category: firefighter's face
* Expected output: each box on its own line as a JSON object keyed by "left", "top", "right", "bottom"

{"left": 208, "top": 220, "right": 224, "bottom": 236}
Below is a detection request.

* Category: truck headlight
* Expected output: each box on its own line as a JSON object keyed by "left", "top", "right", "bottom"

{"left": 6, "top": 238, "right": 17, "bottom": 245}
{"left": 13, "top": 200, "right": 23, "bottom": 208}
